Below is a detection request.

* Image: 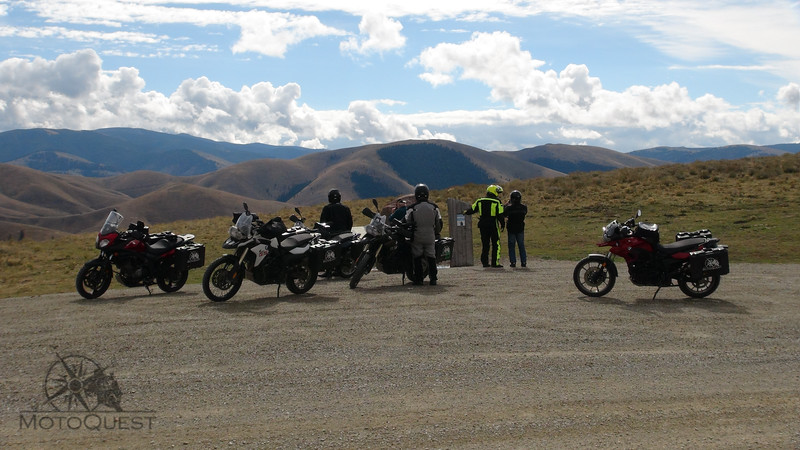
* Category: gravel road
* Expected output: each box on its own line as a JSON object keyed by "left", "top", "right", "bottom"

{"left": 1, "top": 260, "right": 799, "bottom": 448}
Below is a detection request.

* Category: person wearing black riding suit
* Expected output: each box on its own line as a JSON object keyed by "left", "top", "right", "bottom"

{"left": 405, "top": 184, "right": 443, "bottom": 285}
{"left": 464, "top": 184, "right": 505, "bottom": 268}
{"left": 319, "top": 189, "right": 353, "bottom": 233}
{"left": 504, "top": 190, "right": 528, "bottom": 268}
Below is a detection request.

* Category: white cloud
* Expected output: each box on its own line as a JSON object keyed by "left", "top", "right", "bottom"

{"left": 233, "top": 11, "right": 345, "bottom": 57}
{"left": 778, "top": 83, "right": 800, "bottom": 110}
{"left": 340, "top": 13, "right": 406, "bottom": 56}
{"left": 0, "top": 50, "right": 445, "bottom": 146}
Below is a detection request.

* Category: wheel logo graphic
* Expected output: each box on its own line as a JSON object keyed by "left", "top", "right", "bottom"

{"left": 43, "top": 354, "right": 122, "bottom": 412}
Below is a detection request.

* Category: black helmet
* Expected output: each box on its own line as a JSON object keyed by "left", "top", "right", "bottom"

{"left": 328, "top": 189, "right": 341, "bottom": 203}
{"left": 510, "top": 190, "right": 522, "bottom": 203}
{"left": 414, "top": 183, "right": 430, "bottom": 201}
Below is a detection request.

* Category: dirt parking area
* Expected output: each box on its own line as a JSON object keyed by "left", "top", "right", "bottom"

{"left": 1, "top": 260, "right": 799, "bottom": 448}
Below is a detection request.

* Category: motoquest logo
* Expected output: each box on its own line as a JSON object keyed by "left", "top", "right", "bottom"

{"left": 19, "top": 353, "right": 155, "bottom": 431}
{"left": 704, "top": 257, "right": 721, "bottom": 270}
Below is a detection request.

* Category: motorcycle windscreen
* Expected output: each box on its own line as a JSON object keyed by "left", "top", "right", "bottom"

{"left": 100, "top": 211, "right": 124, "bottom": 235}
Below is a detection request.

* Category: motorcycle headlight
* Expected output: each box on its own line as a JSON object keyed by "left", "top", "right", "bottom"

{"left": 97, "top": 238, "right": 111, "bottom": 249}
{"left": 229, "top": 225, "right": 245, "bottom": 240}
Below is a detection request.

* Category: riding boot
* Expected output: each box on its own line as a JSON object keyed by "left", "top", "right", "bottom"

{"left": 427, "top": 257, "right": 438, "bottom": 286}
{"left": 413, "top": 257, "right": 425, "bottom": 285}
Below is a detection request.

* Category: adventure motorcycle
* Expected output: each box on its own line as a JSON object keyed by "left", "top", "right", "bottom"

{"left": 289, "top": 208, "right": 364, "bottom": 278}
{"left": 76, "top": 210, "right": 205, "bottom": 299}
{"left": 201, "top": 203, "right": 318, "bottom": 301}
{"left": 349, "top": 199, "right": 453, "bottom": 289}
{"left": 573, "top": 209, "right": 729, "bottom": 299}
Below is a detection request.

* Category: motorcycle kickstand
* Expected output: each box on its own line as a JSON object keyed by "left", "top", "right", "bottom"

{"left": 652, "top": 286, "right": 661, "bottom": 300}
{"left": 276, "top": 285, "right": 281, "bottom": 298}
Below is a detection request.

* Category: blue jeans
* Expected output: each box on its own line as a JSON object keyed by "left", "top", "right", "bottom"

{"left": 507, "top": 231, "right": 527, "bottom": 265}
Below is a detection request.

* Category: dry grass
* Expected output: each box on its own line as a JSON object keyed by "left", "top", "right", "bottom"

{"left": 2, "top": 153, "right": 798, "bottom": 298}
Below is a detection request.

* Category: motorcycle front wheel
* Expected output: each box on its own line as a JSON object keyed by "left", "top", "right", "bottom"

{"left": 678, "top": 274, "right": 720, "bottom": 298}
{"left": 573, "top": 255, "right": 616, "bottom": 297}
{"left": 202, "top": 255, "right": 243, "bottom": 302}
{"left": 76, "top": 259, "right": 113, "bottom": 299}
{"left": 286, "top": 259, "right": 317, "bottom": 294}
{"left": 349, "top": 253, "right": 375, "bottom": 289}
{"left": 157, "top": 259, "right": 188, "bottom": 293}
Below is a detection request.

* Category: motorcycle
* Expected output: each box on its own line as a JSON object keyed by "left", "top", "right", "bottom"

{"left": 201, "top": 203, "right": 319, "bottom": 301}
{"left": 289, "top": 208, "right": 364, "bottom": 278}
{"left": 349, "top": 199, "right": 453, "bottom": 289}
{"left": 76, "top": 210, "right": 205, "bottom": 299}
{"left": 573, "top": 209, "right": 729, "bottom": 299}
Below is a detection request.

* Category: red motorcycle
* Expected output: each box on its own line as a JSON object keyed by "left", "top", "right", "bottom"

{"left": 573, "top": 210, "right": 729, "bottom": 299}
{"left": 76, "top": 210, "right": 205, "bottom": 299}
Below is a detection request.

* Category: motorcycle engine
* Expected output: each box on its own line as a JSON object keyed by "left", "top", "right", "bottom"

{"left": 115, "top": 257, "right": 146, "bottom": 286}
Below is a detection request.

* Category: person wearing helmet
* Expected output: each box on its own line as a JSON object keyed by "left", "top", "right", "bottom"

{"left": 505, "top": 190, "right": 528, "bottom": 268}
{"left": 320, "top": 189, "right": 353, "bottom": 233}
{"left": 405, "top": 183, "right": 443, "bottom": 285}
{"left": 463, "top": 184, "right": 506, "bottom": 268}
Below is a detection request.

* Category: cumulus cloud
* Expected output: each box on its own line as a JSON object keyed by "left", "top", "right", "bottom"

{"left": 340, "top": 13, "right": 406, "bottom": 56}
{"left": 778, "top": 82, "right": 800, "bottom": 110}
{"left": 413, "top": 31, "right": 800, "bottom": 149}
{"left": 0, "top": 50, "right": 445, "bottom": 147}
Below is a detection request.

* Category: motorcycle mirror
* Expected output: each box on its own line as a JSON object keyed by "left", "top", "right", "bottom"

{"left": 243, "top": 202, "right": 250, "bottom": 215}
{"left": 289, "top": 214, "right": 301, "bottom": 223}
{"left": 636, "top": 209, "right": 642, "bottom": 218}
{"left": 295, "top": 207, "right": 302, "bottom": 215}
{"left": 372, "top": 199, "right": 379, "bottom": 209}
{"left": 362, "top": 207, "right": 376, "bottom": 219}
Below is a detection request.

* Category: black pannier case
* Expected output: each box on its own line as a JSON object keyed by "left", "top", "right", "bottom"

{"left": 689, "top": 246, "right": 729, "bottom": 279}
{"left": 178, "top": 243, "right": 206, "bottom": 269}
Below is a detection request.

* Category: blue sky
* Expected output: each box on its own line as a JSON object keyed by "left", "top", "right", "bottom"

{"left": 1, "top": 1, "right": 799, "bottom": 152}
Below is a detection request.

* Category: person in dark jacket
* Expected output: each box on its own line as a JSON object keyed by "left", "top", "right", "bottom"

{"left": 464, "top": 184, "right": 505, "bottom": 268}
{"left": 319, "top": 189, "right": 353, "bottom": 233}
{"left": 505, "top": 190, "right": 528, "bottom": 267}
{"left": 405, "top": 184, "right": 443, "bottom": 285}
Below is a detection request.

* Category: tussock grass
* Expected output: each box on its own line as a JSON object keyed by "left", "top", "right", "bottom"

{"left": 2, "top": 153, "right": 798, "bottom": 298}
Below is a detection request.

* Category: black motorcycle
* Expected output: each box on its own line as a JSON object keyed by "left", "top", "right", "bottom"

{"left": 76, "top": 210, "right": 205, "bottom": 299}
{"left": 349, "top": 200, "right": 453, "bottom": 289}
{"left": 201, "top": 203, "right": 319, "bottom": 301}
{"left": 288, "top": 208, "right": 364, "bottom": 279}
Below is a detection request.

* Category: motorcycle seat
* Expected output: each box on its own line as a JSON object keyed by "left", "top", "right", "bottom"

{"left": 147, "top": 237, "right": 185, "bottom": 254}
{"left": 330, "top": 232, "right": 354, "bottom": 241}
{"left": 279, "top": 233, "right": 313, "bottom": 249}
{"left": 656, "top": 237, "right": 707, "bottom": 255}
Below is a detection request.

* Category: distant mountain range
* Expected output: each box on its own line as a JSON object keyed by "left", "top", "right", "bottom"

{"left": 0, "top": 127, "right": 797, "bottom": 239}
{"left": 0, "top": 128, "right": 317, "bottom": 176}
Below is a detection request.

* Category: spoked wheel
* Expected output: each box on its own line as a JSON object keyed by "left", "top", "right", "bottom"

{"left": 202, "top": 255, "right": 243, "bottom": 302}
{"left": 76, "top": 259, "right": 113, "bottom": 299}
{"left": 286, "top": 259, "right": 317, "bottom": 294}
{"left": 157, "top": 259, "right": 188, "bottom": 293}
{"left": 573, "top": 255, "right": 616, "bottom": 297}
{"left": 349, "top": 253, "right": 374, "bottom": 289}
{"left": 679, "top": 274, "right": 720, "bottom": 298}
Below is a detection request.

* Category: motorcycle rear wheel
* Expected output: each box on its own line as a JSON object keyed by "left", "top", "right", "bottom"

{"left": 76, "top": 259, "right": 113, "bottom": 299}
{"left": 349, "top": 253, "right": 375, "bottom": 289}
{"left": 573, "top": 255, "right": 616, "bottom": 297}
{"left": 335, "top": 253, "right": 358, "bottom": 278}
{"left": 202, "top": 255, "right": 243, "bottom": 302}
{"left": 286, "top": 260, "right": 317, "bottom": 294}
{"left": 157, "top": 259, "right": 188, "bottom": 293}
{"left": 678, "top": 274, "right": 720, "bottom": 298}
